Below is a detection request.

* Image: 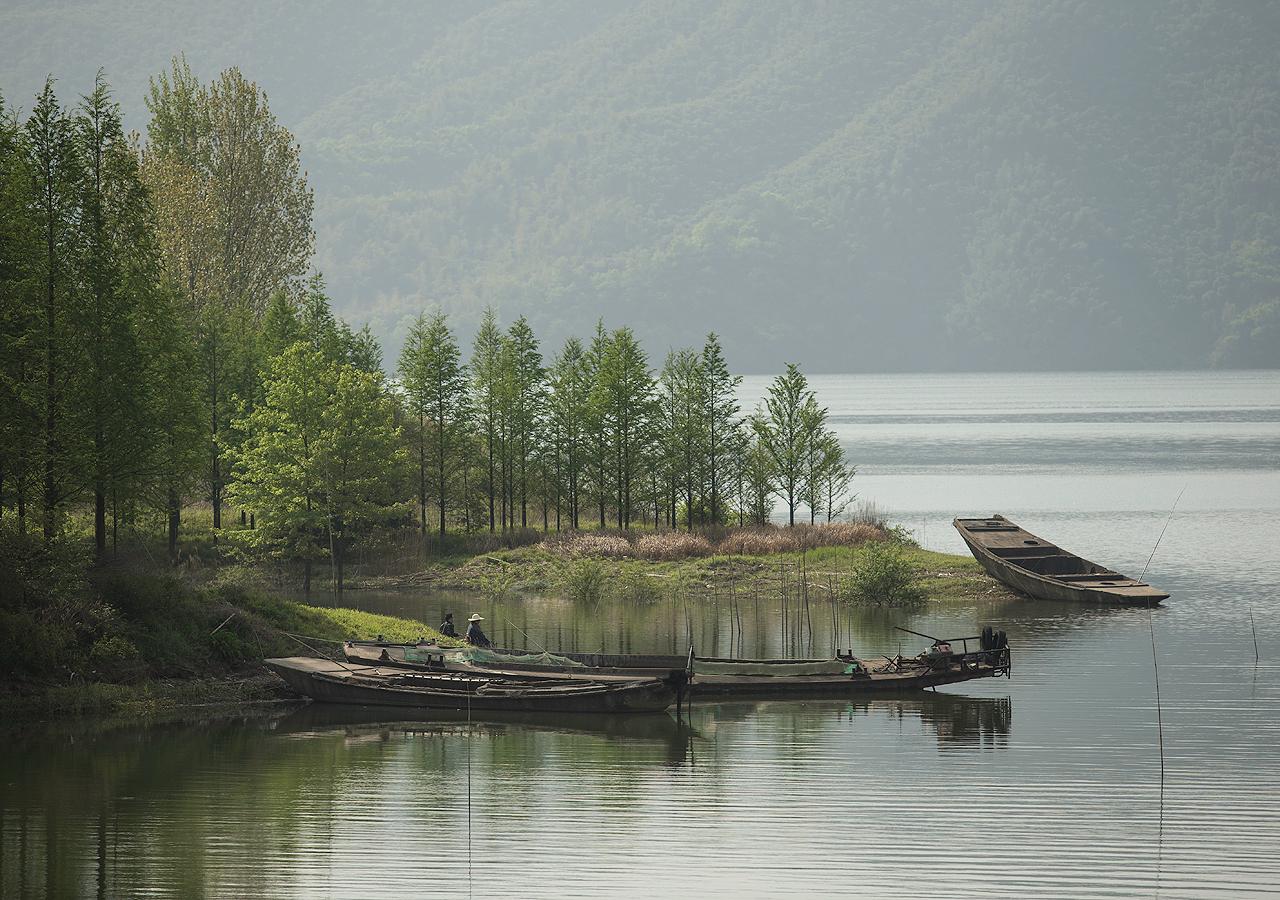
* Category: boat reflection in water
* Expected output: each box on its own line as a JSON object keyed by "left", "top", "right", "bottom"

{"left": 692, "top": 691, "right": 1012, "bottom": 752}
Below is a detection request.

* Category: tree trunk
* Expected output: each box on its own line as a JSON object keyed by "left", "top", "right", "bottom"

{"left": 94, "top": 485, "right": 106, "bottom": 556}
{"left": 167, "top": 486, "right": 180, "bottom": 564}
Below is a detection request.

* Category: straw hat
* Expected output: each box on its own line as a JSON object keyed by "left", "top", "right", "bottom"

{"left": 468, "top": 613, "right": 484, "bottom": 622}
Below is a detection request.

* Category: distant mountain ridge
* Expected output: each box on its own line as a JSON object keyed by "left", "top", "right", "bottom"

{"left": 3, "top": 0, "right": 1277, "bottom": 370}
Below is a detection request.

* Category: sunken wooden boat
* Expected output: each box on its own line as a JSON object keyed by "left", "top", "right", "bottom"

{"left": 263, "top": 657, "right": 677, "bottom": 714}
{"left": 954, "top": 514, "right": 1169, "bottom": 606}
{"left": 342, "top": 637, "right": 1011, "bottom": 697}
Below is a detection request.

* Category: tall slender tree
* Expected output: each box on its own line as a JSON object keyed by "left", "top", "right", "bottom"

{"left": 398, "top": 311, "right": 470, "bottom": 539}
{"left": 0, "top": 92, "right": 38, "bottom": 531}
{"left": 470, "top": 307, "right": 502, "bottom": 533}
{"left": 701, "top": 333, "right": 741, "bottom": 526}
{"left": 548, "top": 337, "right": 589, "bottom": 529}
{"left": 26, "top": 79, "right": 84, "bottom": 539}
{"left": 76, "top": 74, "right": 153, "bottom": 554}
{"left": 596, "top": 327, "right": 655, "bottom": 528}
{"left": 505, "top": 316, "right": 545, "bottom": 529}
{"left": 756, "top": 363, "right": 821, "bottom": 526}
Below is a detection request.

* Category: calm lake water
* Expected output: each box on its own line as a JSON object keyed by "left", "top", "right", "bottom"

{"left": 4, "top": 370, "right": 1279, "bottom": 898}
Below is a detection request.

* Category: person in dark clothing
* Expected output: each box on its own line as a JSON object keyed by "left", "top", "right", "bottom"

{"left": 465, "top": 613, "right": 492, "bottom": 648}
{"left": 439, "top": 612, "right": 457, "bottom": 638}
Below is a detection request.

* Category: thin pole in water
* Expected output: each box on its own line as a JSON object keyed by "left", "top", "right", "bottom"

{"left": 1250, "top": 606, "right": 1259, "bottom": 663}
{"left": 1142, "top": 487, "right": 1184, "bottom": 820}
{"left": 466, "top": 691, "right": 473, "bottom": 900}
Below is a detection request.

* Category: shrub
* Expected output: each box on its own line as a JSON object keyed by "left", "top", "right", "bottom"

{"left": 87, "top": 636, "right": 145, "bottom": 683}
{"left": 210, "top": 628, "right": 255, "bottom": 664}
{"left": 611, "top": 568, "right": 661, "bottom": 604}
{"left": 635, "top": 532, "right": 713, "bottom": 560}
{"left": 562, "top": 558, "right": 607, "bottom": 604}
{"left": 844, "top": 541, "right": 926, "bottom": 608}
{"left": 478, "top": 567, "right": 516, "bottom": 604}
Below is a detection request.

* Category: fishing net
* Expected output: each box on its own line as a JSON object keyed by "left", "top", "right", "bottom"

{"left": 692, "top": 658, "right": 852, "bottom": 676}
{"left": 458, "top": 647, "right": 587, "bottom": 669}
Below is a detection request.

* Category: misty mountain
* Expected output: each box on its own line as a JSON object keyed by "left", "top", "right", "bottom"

{"left": 2, "top": 0, "right": 1277, "bottom": 371}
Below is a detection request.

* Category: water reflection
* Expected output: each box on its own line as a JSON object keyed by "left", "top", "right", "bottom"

{"left": 0, "top": 690, "right": 1015, "bottom": 897}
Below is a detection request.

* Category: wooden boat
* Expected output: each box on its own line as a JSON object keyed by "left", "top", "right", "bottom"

{"left": 263, "top": 657, "right": 676, "bottom": 714}
{"left": 954, "top": 514, "right": 1169, "bottom": 605}
{"left": 343, "top": 640, "right": 687, "bottom": 682}
{"left": 342, "top": 636, "right": 1011, "bottom": 697}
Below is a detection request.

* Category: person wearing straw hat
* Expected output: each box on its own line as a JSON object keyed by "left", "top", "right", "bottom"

{"left": 465, "top": 613, "right": 492, "bottom": 648}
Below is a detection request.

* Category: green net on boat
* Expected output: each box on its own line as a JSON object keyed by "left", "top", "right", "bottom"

{"left": 459, "top": 647, "right": 587, "bottom": 668}
{"left": 692, "top": 658, "right": 852, "bottom": 676}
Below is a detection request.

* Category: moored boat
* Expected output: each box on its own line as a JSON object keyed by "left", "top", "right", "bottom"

{"left": 341, "top": 636, "right": 1011, "bottom": 697}
{"left": 264, "top": 657, "right": 677, "bottom": 714}
{"left": 954, "top": 514, "right": 1169, "bottom": 605}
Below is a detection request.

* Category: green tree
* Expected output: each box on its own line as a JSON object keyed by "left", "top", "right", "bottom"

{"left": 596, "top": 327, "right": 655, "bottom": 529}
{"left": 659, "top": 348, "right": 704, "bottom": 530}
{"left": 470, "top": 307, "right": 503, "bottom": 533}
{"left": 741, "top": 421, "right": 776, "bottom": 526}
{"left": 817, "top": 433, "right": 855, "bottom": 523}
{"left": 144, "top": 56, "right": 314, "bottom": 534}
{"left": 584, "top": 320, "right": 612, "bottom": 529}
{"left": 228, "top": 344, "right": 404, "bottom": 596}
{"left": 756, "top": 363, "right": 820, "bottom": 526}
{"left": 316, "top": 365, "right": 406, "bottom": 594}
{"left": 75, "top": 73, "right": 157, "bottom": 554}
{"left": 0, "top": 92, "right": 38, "bottom": 531}
{"left": 548, "top": 337, "right": 589, "bottom": 529}
{"left": 26, "top": 79, "right": 85, "bottom": 540}
{"left": 701, "top": 333, "right": 741, "bottom": 526}
{"left": 398, "top": 311, "right": 470, "bottom": 539}
{"left": 505, "top": 316, "right": 545, "bottom": 529}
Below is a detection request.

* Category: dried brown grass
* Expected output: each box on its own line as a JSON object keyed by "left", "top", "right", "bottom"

{"left": 634, "top": 532, "right": 714, "bottom": 560}
{"left": 542, "top": 523, "right": 888, "bottom": 561}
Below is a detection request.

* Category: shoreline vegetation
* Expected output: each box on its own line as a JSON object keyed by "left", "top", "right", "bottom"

{"left": 1, "top": 64, "right": 1013, "bottom": 721}
{"left": 2, "top": 518, "right": 1015, "bottom": 721}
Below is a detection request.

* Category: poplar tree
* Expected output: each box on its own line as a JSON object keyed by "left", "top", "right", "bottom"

{"left": 144, "top": 56, "right": 314, "bottom": 534}
{"left": 398, "top": 311, "right": 470, "bottom": 539}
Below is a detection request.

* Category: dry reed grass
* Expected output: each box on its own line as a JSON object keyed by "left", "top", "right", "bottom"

{"left": 715, "top": 523, "right": 884, "bottom": 555}
{"left": 634, "top": 532, "right": 714, "bottom": 560}
{"left": 544, "top": 522, "right": 888, "bottom": 561}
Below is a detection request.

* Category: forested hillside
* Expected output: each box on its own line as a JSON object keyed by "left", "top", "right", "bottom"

{"left": 2, "top": 0, "right": 1278, "bottom": 370}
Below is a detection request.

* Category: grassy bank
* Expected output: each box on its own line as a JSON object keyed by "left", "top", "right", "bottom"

{"left": 0, "top": 550, "right": 453, "bottom": 718}
{"left": 3, "top": 522, "right": 1011, "bottom": 718}
{"left": 361, "top": 539, "right": 1011, "bottom": 608}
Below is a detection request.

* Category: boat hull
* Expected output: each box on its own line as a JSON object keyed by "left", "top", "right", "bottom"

{"left": 954, "top": 515, "right": 1169, "bottom": 606}
{"left": 264, "top": 658, "right": 676, "bottom": 714}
